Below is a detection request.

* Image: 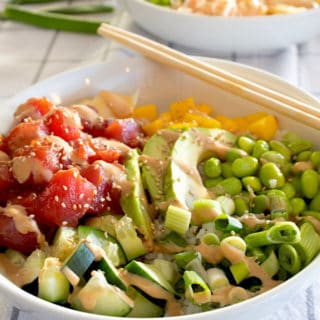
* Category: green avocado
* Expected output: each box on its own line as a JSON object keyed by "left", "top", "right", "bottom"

{"left": 120, "top": 149, "right": 153, "bottom": 244}
{"left": 164, "top": 128, "right": 236, "bottom": 210}
{"left": 141, "top": 130, "right": 180, "bottom": 206}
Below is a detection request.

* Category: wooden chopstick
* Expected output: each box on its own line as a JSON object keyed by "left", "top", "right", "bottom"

{"left": 97, "top": 23, "right": 320, "bottom": 130}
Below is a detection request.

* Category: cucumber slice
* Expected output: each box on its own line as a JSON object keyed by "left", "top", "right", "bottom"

{"left": 114, "top": 216, "right": 146, "bottom": 261}
{"left": 70, "top": 270, "right": 133, "bottom": 316}
{"left": 98, "top": 255, "right": 127, "bottom": 291}
{"left": 125, "top": 260, "right": 175, "bottom": 294}
{"left": 51, "top": 226, "right": 78, "bottom": 261}
{"left": 62, "top": 241, "right": 95, "bottom": 286}
{"left": 127, "top": 287, "right": 164, "bottom": 317}
{"left": 84, "top": 215, "right": 119, "bottom": 238}
{"left": 38, "top": 257, "right": 70, "bottom": 304}
{"left": 78, "top": 225, "right": 126, "bottom": 266}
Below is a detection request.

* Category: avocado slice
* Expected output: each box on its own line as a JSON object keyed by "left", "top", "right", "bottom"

{"left": 164, "top": 128, "right": 236, "bottom": 209}
{"left": 141, "top": 129, "right": 180, "bottom": 206}
{"left": 120, "top": 149, "right": 153, "bottom": 245}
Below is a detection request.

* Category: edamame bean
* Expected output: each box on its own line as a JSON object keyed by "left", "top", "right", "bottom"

{"left": 282, "top": 133, "right": 312, "bottom": 155}
{"left": 252, "top": 140, "right": 269, "bottom": 159}
{"left": 251, "top": 194, "right": 269, "bottom": 214}
{"left": 205, "top": 177, "right": 224, "bottom": 188}
{"left": 234, "top": 197, "right": 249, "bottom": 216}
{"left": 290, "top": 197, "right": 306, "bottom": 216}
{"left": 203, "top": 157, "right": 222, "bottom": 178}
{"left": 280, "top": 182, "right": 296, "bottom": 199}
{"left": 311, "top": 151, "right": 320, "bottom": 168}
{"left": 290, "top": 176, "right": 302, "bottom": 197}
{"left": 231, "top": 156, "right": 259, "bottom": 178}
{"left": 260, "top": 151, "right": 286, "bottom": 169}
{"left": 221, "top": 162, "right": 234, "bottom": 178}
{"left": 309, "top": 192, "right": 320, "bottom": 211}
{"left": 301, "top": 169, "right": 319, "bottom": 199}
{"left": 237, "top": 136, "right": 255, "bottom": 154}
{"left": 226, "top": 148, "right": 247, "bottom": 163}
{"left": 259, "top": 162, "right": 285, "bottom": 189}
{"left": 269, "top": 140, "right": 291, "bottom": 161}
{"left": 216, "top": 177, "right": 243, "bottom": 196}
{"left": 296, "top": 151, "right": 312, "bottom": 162}
{"left": 242, "top": 176, "right": 262, "bottom": 193}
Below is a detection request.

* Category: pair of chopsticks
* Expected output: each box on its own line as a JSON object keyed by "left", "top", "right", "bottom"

{"left": 97, "top": 23, "right": 320, "bottom": 131}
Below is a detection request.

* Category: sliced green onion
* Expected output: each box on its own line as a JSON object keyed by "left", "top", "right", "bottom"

{"left": 3, "top": 4, "right": 103, "bottom": 34}
{"left": 161, "top": 231, "right": 188, "bottom": 247}
{"left": 206, "top": 268, "right": 229, "bottom": 290}
{"left": 247, "top": 247, "right": 266, "bottom": 263}
{"left": 174, "top": 251, "right": 199, "bottom": 269}
{"left": 46, "top": 4, "right": 114, "bottom": 15}
{"left": 9, "top": 0, "right": 64, "bottom": 3}
{"left": 186, "top": 258, "right": 208, "bottom": 283}
{"left": 261, "top": 250, "right": 279, "bottom": 277}
{"left": 214, "top": 213, "right": 243, "bottom": 232}
{"left": 229, "top": 260, "right": 250, "bottom": 284}
{"left": 278, "top": 244, "right": 302, "bottom": 274}
{"left": 201, "top": 233, "right": 220, "bottom": 246}
{"left": 191, "top": 199, "right": 223, "bottom": 225}
{"left": 267, "top": 189, "right": 289, "bottom": 219}
{"left": 294, "top": 222, "right": 320, "bottom": 266}
{"left": 183, "top": 270, "right": 211, "bottom": 305}
{"left": 228, "top": 287, "right": 250, "bottom": 304}
{"left": 216, "top": 196, "right": 235, "bottom": 215}
{"left": 244, "top": 222, "right": 301, "bottom": 248}
{"left": 165, "top": 205, "right": 191, "bottom": 235}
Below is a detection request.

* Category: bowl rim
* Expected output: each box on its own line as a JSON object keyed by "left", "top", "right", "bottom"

{"left": 1, "top": 55, "right": 320, "bottom": 319}
{"left": 123, "top": 0, "right": 320, "bottom": 20}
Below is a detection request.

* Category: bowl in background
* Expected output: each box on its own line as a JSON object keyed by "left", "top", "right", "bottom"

{"left": 1, "top": 52, "right": 320, "bottom": 319}
{"left": 120, "top": 0, "right": 320, "bottom": 54}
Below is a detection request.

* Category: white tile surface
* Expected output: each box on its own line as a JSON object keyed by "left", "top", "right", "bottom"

{"left": 1, "top": 1, "right": 320, "bottom": 320}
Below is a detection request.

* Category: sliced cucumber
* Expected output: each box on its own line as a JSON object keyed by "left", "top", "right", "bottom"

{"left": 70, "top": 270, "right": 133, "bottom": 316}
{"left": 51, "top": 226, "right": 78, "bottom": 261}
{"left": 98, "top": 255, "right": 127, "bottom": 291}
{"left": 84, "top": 215, "right": 120, "bottom": 238}
{"left": 20, "top": 249, "right": 46, "bottom": 286}
{"left": 62, "top": 241, "right": 95, "bottom": 286}
{"left": 78, "top": 225, "right": 126, "bottom": 266}
{"left": 38, "top": 257, "right": 70, "bottom": 304}
{"left": 120, "top": 149, "right": 153, "bottom": 243}
{"left": 125, "top": 260, "right": 175, "bottom": 294}
{"left": 114, "top": 216, "right": 146, "bottom": 261}
{"left": 127, "top": 287, "right": 164, "bottom": 317}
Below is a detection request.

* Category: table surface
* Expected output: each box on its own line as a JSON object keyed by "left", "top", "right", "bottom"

{"left": 1, "top": 0, "right": 320, "bottom": 319}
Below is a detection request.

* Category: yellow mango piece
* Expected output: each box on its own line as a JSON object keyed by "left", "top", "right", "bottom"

{"left": 142, "top": 118, "right": 166, "bottom": 136}
{"left": 233, "top": 117, "right": 249, "bottom": 132}
{"left": 195, "top": 104, "right": 213, "bottom": 115}
{"left": 248, "top": 115, "right": 278, "bottom": 140}
{"left": 214, "top": 115, "right": 238, "bottom": 133}
{"left": 167, "top": 122, "right": 197, "bottom": 130}
{"left": 183, "top": 113, "right": 221, "bottom": 128}
{"left": 133, "top": 104, "right": 158, "bottom": 121}
{"left": 243, "top": 112, "right": 269, "bottom": 124}
{"left": 159, "top": 111, "right": 172, "bottom": 122}
{"left": 170, "top": 97, "right": 196, "bottom": 120}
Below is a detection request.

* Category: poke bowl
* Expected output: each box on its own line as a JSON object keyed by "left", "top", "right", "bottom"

{"left": 1, "top": 52, "right": 320, "bottom": 320}
{"left": 120, "top": 0, "right": 320, "bottom": 54}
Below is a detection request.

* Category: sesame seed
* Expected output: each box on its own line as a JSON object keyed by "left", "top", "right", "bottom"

{"left": 100, "top": 197, "right": 105, "bottom": 202}
{"left": 78, "top": 204, "right": 82, "bottom": 209}
{"left": 62, "top": 221, "right": 68, "bottom": 226}
{"left": 83, "top": 204, "right": 90, "bottom": 209}
{"left": 79, "top": 193, "right": 84, "bottom": 199}
{"left": 93, "top": 189, "right": 97, "bottom": 195}
{"left": 72, "top": 204, "right": 77, "bottom": 210}
{"left": 65, "top": 128, "right": 70, "bottom": 134}
{"left": 61, "top": 202, "right": 66, "bottom": 208}
{"left": 62, "top": 185, "right": 68, "bottom": 191}
{"left": 54, "top": 195, "right": 59, "bottom": 202}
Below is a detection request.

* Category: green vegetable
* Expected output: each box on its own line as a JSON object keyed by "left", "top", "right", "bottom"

{"left": 2, "top": 4, "right": 104, "bottom": 33}
{"left": 46, "top": 4, "right": 113, "bottom": 15}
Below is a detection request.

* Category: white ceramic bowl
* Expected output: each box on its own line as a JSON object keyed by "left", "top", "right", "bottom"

{"left": 120, "top": 0, "right": 320, "bottom": 54}
{"left": 1, "top": 52, "right": 320, "bottom": 320}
